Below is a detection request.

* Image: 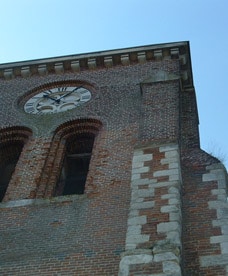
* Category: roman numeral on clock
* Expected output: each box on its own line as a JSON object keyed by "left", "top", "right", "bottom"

{"left": 25, "top": 102, "right": 34, "bottom": 107}
{"left": 79, "top": 89, "right": 88, "bottom": 94}
{"left": 25, "top": 106, "right": 35, "bottom": 113}
{"left": 81, "top": 94, "right": 91, "bottom": 100}
{"left": 44, "top": 90, "right": 54, "bottom": 95}
{"left": 57, "top": 87, "right": 67, "bottom": 92}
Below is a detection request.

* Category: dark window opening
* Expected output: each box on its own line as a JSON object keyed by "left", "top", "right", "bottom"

{"left": 0, "top": 161, "right": 17, "bottom": 201}
{"left": 55, "top": 133, "right": 94, "bottom": 196}
{"left": 0, "top": 143, "right": 23, "bottom": 202}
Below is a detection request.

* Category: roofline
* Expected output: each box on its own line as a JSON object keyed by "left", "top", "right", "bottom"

{"left": 0, "top": 41, "right": 193, "bottom": 88}
{"left": 0, "top": 41, "right": 189, "bottom": 68}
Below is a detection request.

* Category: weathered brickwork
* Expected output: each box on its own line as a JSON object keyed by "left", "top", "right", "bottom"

{"left": 181, "top": 149, "right": 228, "bottom": 275}
{"left": 0, "top": 42, "right": 227, "bottom": 275}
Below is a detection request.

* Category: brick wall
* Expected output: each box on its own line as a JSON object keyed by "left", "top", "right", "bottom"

{"left": 0, "top": 43, "right": 227, "bottom": 275}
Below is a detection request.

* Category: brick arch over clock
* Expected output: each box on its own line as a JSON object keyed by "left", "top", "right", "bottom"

{"left": 0, "top": 126, "right": 32, "bottom": 202}
{"left": 36, "top": 118, "right": 103, "bottom": 198}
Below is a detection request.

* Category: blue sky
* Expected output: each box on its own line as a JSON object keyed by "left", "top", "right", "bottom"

{"left": 0, "top": 0, "right": 227, "bottom": 167}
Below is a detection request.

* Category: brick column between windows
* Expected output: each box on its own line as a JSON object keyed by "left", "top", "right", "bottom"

{"left": 4, "top": 137, "right": 53, "bottom": 201}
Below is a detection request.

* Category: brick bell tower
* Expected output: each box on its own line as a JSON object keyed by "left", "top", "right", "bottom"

{"left": 0, "top": 42, "right": 228, "bottom": 275}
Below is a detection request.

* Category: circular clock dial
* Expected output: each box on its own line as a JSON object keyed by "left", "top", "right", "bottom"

{"left": 24, "top": 86, "right": 91, "bottom": 114}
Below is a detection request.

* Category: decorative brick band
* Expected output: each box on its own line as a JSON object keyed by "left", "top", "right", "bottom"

{"left": 0, "top": 126, "right": 32, "bottom": 144}
{"left": 119, "top": 143, "right": 182, "bottom": 276}
{"left": 200, "top": 163, "right": 228, "bottom": 272}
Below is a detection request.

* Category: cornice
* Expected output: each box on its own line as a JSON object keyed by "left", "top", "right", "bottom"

{"left": 0, "top": 41, "right": 193, "bottom": 88}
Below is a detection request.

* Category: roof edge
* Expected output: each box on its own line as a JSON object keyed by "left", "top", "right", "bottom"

{"left": 0, "top": 41, "right": 193, "bottom": 88}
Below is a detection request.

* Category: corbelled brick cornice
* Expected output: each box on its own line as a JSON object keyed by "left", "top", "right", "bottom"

{"left": 0, "top": 41, "right": 193, "bottom": 88}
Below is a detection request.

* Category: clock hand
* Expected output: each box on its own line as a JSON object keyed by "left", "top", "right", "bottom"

{"left": 43, "top": 94, "right": 60, "bottom": 103}
{"left": 58, "top": 86, "right": 83, "bottom": 100}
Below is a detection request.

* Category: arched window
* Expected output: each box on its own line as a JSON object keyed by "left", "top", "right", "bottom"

{"left": 56, "top": 133, "right": 95, "bottom": 196}
{"left": 0, "top": 127, "right": 32, "bottom": 202}
{"left": 41, "top": 118, "right": 103, "bottom": 198}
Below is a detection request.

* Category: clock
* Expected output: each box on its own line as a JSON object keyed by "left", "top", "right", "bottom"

{"left": 23, "top": 85, "right": 91, "bottom": 114}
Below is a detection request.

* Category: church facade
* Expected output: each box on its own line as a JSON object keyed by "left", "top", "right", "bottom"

{"left": 0, "top": 41, "right": 227, "bottom": 275}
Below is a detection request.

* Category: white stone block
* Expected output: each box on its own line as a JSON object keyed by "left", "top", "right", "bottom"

{"left": 157, "top": 221, "right": 180, "bottom": 233}
{"left": 159, "top": 144, "right": 178, "bottom": 152}
{"left": 211, "top": 189, "right": 226, "bottom": 195}
{"left": 162, "top": 192, "right": 179, "bottom": 198}
{"left": 168, "top": 186, "right": 180, "bottom": 194}
{"left": 169, "top": 162, "right": 179, "bottom": 169}
{"left": 210, "top": 235, "right": 228, "bottom": 244}
{"left": 152, "top": 181, "right": 177, "bottom": 188}
{"left": 128, "top": 216, "right": 147, "bottom": 226}
{"left": 165, "top": 150, "right": 178, "bottom": 158}
{"left": 162, "top": 261, "right": 181, "bottom": 274}
{"left": 161, "top": 157, "right": 177, "bottom": 164}
{"left": 126, "top": 234, "right": 150, "bottom": 244}
{"left": 132, "top": 167, "right": 149, "bottom": 174}
{"left": 133, "top": 150, "right": 144, "bottom": 156}
{"left": 203, "top": 173, "right": 217, "bottom": 182}
{"left": 170, "top": 211, "right": 181, "bottom": 222}
{"left": 169, "top": 198, "right": 180, "bottom": 205}
{"left": 208, "top": 200, "right": 228, "bottom": 209}
{"left": 132, "top": 161, "right": 144, "bottom": 169}
{"left": 221, "top": 242, "right": 228, "bottom": 254}
{"left": 125, "top": 244, "right": 137, "bottom": 250}
{"left": 131, "top": 173, "right": 141, "bottom": 180}
{"left": 218, "top": 194, "right": 227, "bottom": 201}
{"left": 154, "top": 252, "right": 179, "bottom": 262}
{"left": 154, "top": 169, "right": 179, "bottom": 177}
{"left": 212, "top": 219, "right": 228, "bottom": 227}
{"left": 129, "top": 210, "right": 139, "bottom": 217}
{"left": 131, "top": 201, "right": 155, "bottom": 210}
{"left": 169, "top": 174, "right": 180, "bottom": 181}
{"left": 218, "top": 179, "right": 227, "bottom": 189}
{"left": 133, "top": 197, "right": 144, "bottom": 203}
{"left": 161, "top": 205, "right": 179, "bottom": 213}
{"left": 166, "top": 231, "right": 181, "bottom": 245}
{"left": 200, "top": 254, "right": 228, "bottom": 267}
{"left": 133, "top": 154, "right": 152, "bottom": 163}
{"left": 127, "top": 225, "right": 142, "bottom": 235}
{"left": 132, "top": 189, "right": 154, "bottom": 199}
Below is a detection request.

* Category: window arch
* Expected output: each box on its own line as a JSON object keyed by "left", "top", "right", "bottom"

{"left": 55, "top": 132, "right": 95, "bottom": 196}
{"left": 54, "top": 119, "right": 102, "bottom": 196}
{"left": 0, "top": 127, "right": 32, "bottom": 201}
{"left": 39, "top": 119, "right": 102, "bottom": 198}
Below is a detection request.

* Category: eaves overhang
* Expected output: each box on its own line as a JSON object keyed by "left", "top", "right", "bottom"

{"left": 0, "top": 41, "right": 193, "bottom": 88}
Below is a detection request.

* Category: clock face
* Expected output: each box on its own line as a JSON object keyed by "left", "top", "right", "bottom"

{"left": 24, "top": 86, "right": 91, "bottom": 114}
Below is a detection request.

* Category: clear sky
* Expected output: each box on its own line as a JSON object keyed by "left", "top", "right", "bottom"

{"left": 0, "top": 0, "right": 227, "bottom": 167}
